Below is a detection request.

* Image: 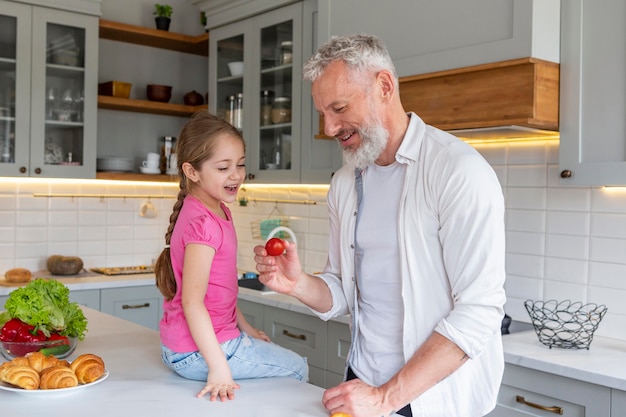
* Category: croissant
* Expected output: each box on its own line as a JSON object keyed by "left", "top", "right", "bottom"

{"left": 25, "top": 351, "right": 63, "bottom": 373}
{"left": 70, "top": 353, "right": 105, "bottom": 384}
{"left": 0, "top": 364, "right": 40, "bottom": 390}
{"left": 39, "top": 365, "right": 78, "bottom": 389}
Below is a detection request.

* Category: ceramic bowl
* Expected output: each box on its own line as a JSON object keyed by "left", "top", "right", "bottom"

{"left": 0, "top": 336, "right": 78, "bottom": 360}
{"left": 227, "top": 61, "right": 244, "bottom": 77}
{"left": 146, "top": 84, "right": 172, "bottom": 103}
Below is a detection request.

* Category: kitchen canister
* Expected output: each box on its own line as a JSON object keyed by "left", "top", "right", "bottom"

{"left": 271, "top": 96, "right": 291, "bottom": 124}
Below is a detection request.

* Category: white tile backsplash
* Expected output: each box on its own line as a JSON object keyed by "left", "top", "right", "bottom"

{"left": 2, "top": 141, "right": 626, "bottom": 340}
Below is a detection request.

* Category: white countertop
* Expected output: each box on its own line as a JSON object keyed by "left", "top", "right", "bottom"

{"left": 3, "top": 275, "right": 626, "bottom": 393}
{"left": 503, "top": 330, "right": 626, "bottom": 391}
{"left": 0, "top": 307, "right": 328, "bottom": 417}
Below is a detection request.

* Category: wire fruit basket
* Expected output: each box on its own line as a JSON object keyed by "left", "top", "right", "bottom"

{"left": 524, "top": 299, "right": 608, "bottom": 350}
{"left": 250, "top": 204, "right": 290, "bottom": 240}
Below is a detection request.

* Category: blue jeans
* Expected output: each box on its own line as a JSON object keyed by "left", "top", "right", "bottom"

{"left": 161, "top": 332, "right": 308, "bottom": 382}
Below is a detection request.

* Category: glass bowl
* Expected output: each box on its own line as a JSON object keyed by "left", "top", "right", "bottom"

{"left": 0, "top": 336, "right": 78, "bottom": 360}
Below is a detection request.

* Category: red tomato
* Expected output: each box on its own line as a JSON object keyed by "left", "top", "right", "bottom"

{"left": 265, "top": 238, "right": 286, "bottom": 256}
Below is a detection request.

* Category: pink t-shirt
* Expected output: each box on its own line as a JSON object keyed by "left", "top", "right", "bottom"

{"left": 159, "top": 195, "right": 240, "bottom": 352}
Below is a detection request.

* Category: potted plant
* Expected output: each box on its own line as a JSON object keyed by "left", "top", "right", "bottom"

{"left": 154, "top": 4, "right": 173, "bottom": 31}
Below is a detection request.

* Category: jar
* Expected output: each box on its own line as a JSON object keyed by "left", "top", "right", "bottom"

{"left": 225, "top": 95, "right": 235, "bottom": 126}
{"left": 160, "top": 136, "right": 176, "bottom": 174}
{"left": 233, "top": 93, "right": 243, "bottom": 129}
{"left": 280, "top": 41, "right": 293, "bottom": 65}
{"left": 260, "top": 90, "right": 274, "bottom": 126}
{"left": 271, "top": 96, "right": 291, "bottom": 124}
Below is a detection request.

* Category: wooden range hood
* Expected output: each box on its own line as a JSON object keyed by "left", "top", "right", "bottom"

{"left": 317, "top": 58, "right": 559, "bottom": 141}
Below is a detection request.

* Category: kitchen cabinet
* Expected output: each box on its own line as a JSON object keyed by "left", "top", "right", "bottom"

{"left": 558, "top": 0, "right": 626, "bottom": 186}
{"left": 207, "top": 0, "right": 342, "bottom": 184}
{"left": 238, "top": 298, "right": 350, "bottom": 388}
{"left": 0, "top": 0, "right": 99, "bottom": 178}
{"left": 612, "top": 389, "right": 626, "bottom": 416}
{"left": 100, "top": 285, "right": 163, "bottom": 331}
{"left": 317, "top": 0, "right": 560, "bottom": 77}
{"left": 487, "top": 364, "right": 611, "bottom": 417}
{"left": 264, "top": 305, "right": 327, "bottom": 387}
{"left": 69, "top": 288, "right": 100, "bottom": 310}
{"left": 326, "top": 320, "right": 350, "bottom": 387}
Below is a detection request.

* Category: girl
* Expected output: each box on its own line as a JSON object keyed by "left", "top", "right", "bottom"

{"left": 155, "top": 112, "right": 308, "bottom": 402}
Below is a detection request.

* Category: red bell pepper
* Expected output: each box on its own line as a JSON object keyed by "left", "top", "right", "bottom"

{"left": 0, "top": 318, "right": 25, "bottom": 342}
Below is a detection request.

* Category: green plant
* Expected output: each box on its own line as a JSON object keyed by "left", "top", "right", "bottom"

{"left": 154, "top": 4, "right": 173, "bottom": 18}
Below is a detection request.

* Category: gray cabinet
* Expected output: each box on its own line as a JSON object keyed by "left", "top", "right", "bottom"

{"left": 487, "top": 364, "right": 611, "bottom": 417}
{"left": 207, "top": 0, "right": 341, "bottom": 184}
{"left": 0, "top": 0, "right": 99, "bottom": 178}
{"left": 558, "top": 0, "right": 626, "bottom": 186}
{"left": 238, "top": 299, "right": 350, "bottom": 388}
{"left": 100, "top": 286, "right": 163, "bottom": 331}
{"left": 317, "top": 0, "right": 560, "bottom": 77}
{"left": 69, "top": 289, "right": 100, "bottom": 310}
{"left": 612, "top": 389, "right": 626, "bottom": 416}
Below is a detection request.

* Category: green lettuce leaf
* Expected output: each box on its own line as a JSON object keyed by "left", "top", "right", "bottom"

{"left": 3, "top": 278, "right": 88, "bottom": 340}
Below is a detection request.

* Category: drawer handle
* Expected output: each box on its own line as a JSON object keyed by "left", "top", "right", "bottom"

{"left": 122, "top": 302, "right": 150, "bottom": 310}
{"left": 282, "top": 329, "right": 306, "bottom": 341}
{"left": 516, "top": 395, "right": 563, "bottom": 415}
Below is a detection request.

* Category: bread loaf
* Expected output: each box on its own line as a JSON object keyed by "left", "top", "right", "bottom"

{"left": 39, "top": 365, "right": 78, "bottom": 389}
{"left": 70, "top": 353, "right": 105, "bottom": 384}
{"left": 4, "top": 268, "right": 32, "bottom": 283}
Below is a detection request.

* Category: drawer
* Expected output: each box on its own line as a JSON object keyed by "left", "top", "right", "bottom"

{"left": 327, "top": 320, "right": 350, "bottom": 374}
{"left": 70, "top": 289, "right": 100, "bottom": 310}
{"left": 263, "top": 305, "right": 327, "bottom": 368}
{"left": 489, "top": 364, "right": 610, "bottom": 417}
{"left": 100, "top": 286, "right": 163, "bottom": 330}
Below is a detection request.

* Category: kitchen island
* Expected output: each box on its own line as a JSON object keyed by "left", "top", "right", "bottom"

{"left": 0, "top": 307, "right": 329, "bottom": 417}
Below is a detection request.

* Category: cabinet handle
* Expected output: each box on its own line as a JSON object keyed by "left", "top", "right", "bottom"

{"left": 34, "top": 167, "right": 41, "bottom": 175}
{"left": 247, "top": 173, "right": 256, "bottom": 180}
{"left": 516, "top": 395, "right": 563, "bottom": 415}
{"left": 282, "top": 329, "right": 306, "bottom": 340}
{"left": 19, "top": 166, "right": 27, "bottom": 174}
{"left": 122, "top": 302, "right": 150, "bottom": 310}
{"left": 560, "top": 169, "right": 572, "bottom": 178}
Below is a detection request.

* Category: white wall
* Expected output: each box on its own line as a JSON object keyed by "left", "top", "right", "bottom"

{"left": 3, "top": 140, "right": 626, "bottom": 342}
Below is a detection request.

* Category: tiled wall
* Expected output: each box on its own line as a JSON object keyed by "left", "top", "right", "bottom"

{"left": 2, "top": 140, "right": 626, "bottom": 341}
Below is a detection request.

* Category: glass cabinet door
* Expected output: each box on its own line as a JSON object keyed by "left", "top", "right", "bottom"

{"left": 0, "top": 3, "right": 96, "bottom": 178}
{"left": 30, "top": 7, "right": 97, "bottom": 178}
{"left": 0, "top": 1, "right": 30, "bottom": 174}
{"left": 209, "top": 3, "right": 302, "bottom": 183}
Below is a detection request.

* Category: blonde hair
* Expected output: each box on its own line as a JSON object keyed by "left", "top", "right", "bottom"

{"left": 155, "top": 111, "right": 245, "bottom": 300}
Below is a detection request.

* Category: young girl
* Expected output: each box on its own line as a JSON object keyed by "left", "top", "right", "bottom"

{"left": 154, "top": 112, "right": 308, "bottom": 402}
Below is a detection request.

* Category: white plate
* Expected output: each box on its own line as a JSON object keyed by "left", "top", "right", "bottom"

{"left": 0, "top": 369, "right": 109, "bottom": 397}
{"left": 139, "top": 166, "right": 161, "bottom": 174}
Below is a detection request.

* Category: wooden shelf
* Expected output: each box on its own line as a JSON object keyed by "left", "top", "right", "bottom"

{"left": 98, "top": 95, "right": 207, "bottom": 117}
{"left": 99, "top": 19, "right": 208, "bottom": 56}
{"left": 96, "top": 171, "right": 179, "bottom": 182}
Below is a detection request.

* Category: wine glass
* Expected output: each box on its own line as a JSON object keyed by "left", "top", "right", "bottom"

{"left": 46, "top": 87, "right": 57, "bottom": 119}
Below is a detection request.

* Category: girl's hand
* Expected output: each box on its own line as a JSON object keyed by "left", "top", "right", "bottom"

{"left": 248, "top": 328, "right": 271, "bottom": 342}
{"left": 197, "top": 370, "right": 240, "bottom": 401}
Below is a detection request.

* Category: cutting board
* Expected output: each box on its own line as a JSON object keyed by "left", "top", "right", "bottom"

{"left": 0, "top": 279, "right": 30, "bottom": 287}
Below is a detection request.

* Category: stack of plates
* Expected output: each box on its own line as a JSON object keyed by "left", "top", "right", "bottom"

{"left": 97, "top": 157, "right": 133, "bottom": 172}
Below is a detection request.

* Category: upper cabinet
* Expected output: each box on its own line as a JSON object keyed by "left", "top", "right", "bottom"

{"left": 559, "top": 0, "right": 626, "bottom": 186}
{"left": 317, "top": 0, "right": 561, "bottom": 77}
{"left": 205, "top": 0, "right": 341, "bottom": 184}
{"left": 0, "top": 0, "right": 99, "bottom": 178}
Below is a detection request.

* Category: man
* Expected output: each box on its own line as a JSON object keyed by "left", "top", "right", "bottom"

{"left": 254, "top": 34, "right": 506, "bottom": 417}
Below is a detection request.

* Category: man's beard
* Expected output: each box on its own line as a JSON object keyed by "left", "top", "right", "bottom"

{"left": 340, "top": 119, "right": 388, "bottom": 170}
